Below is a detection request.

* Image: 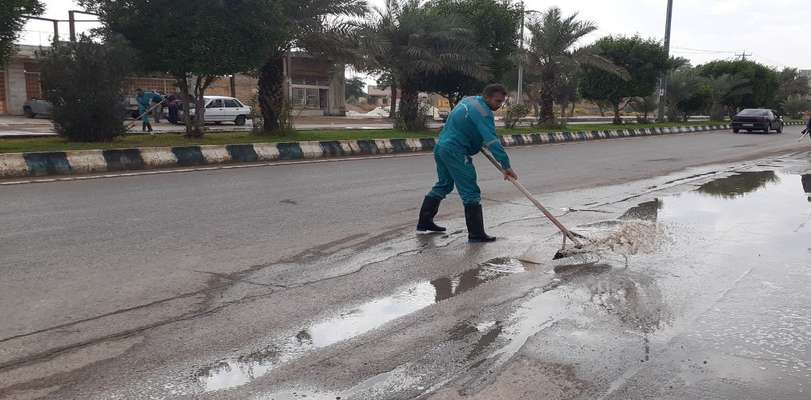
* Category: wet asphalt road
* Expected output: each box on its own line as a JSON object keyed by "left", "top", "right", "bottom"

{"left": 1, "top": 126, "right": 810, "bottom": 399}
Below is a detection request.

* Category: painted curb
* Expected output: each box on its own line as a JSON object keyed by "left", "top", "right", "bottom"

{"left": 0, "top": 122, "right": 804, "bottom": 179}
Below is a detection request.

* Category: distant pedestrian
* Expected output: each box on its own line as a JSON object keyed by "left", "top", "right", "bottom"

{"left": 166, "top": 92, "right": 179, "bottom": 124}
{"left": 803, "top": 116, "right": 811, "bottom": 142}
{"left": 151, "top": 91, "right": 164, "bottom": 123}
{"left": 135, "top": 88, "right": 153, "bottom": 133}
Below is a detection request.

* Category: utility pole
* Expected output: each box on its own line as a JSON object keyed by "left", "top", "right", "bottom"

{"left": 68, "top": 10, "right": 99, "bottom": 42}
{"left": 657, "top": 0, "right": 673, "bottom": 122}
{"left": 68, "top": 11, "right": 76, "bottom": 41}
{"left": 516, "top": 1, "right": 525, "bottom": 104}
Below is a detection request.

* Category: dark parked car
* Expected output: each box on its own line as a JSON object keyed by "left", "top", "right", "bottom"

{"left": 22, "top": 98, "right": 53, "bottom": 118}
{"left": 731, "top": 108, "right": 783, "bottom": 134}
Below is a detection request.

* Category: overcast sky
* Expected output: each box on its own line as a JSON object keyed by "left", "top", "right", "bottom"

{"left": 21, "top": 0, "right": 810, "bottom": 76}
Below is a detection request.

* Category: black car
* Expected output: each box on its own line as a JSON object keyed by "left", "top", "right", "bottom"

{"left": 731, "top": 108, "right": 783, "bottom": 134}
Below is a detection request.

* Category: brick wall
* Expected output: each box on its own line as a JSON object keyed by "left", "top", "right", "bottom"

{"left": 23, "top": 62, "right": 42, "bottom": 100}
{"left": 289, "top": 57, "right": 330, "bottom": 81}
{"left": 206, "top": 74, "right": 257, "bottom": 104}
{"left": 25, "top": 72, "right": 41, "bottom": 100}
{"left": 124, "top": 77, "right": 177, "bottom": 95}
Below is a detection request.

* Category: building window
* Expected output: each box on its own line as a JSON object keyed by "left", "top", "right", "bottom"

{"left": 292, "top": 87, "right": 306, "bottom": 105}
{"left": 306, "top": 88, "right": 319, "bottom": 108}
{"left": 291, "top": 86, "right": 323, "bottom": 108}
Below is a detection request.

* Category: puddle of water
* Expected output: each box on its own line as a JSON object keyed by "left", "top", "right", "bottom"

{"left": 696, "top": 170, "right": 778, "bottom": 199}
{"left": 431, "top": 169, "right": 810, "bottom": 397}
{"left": 197, "top": 258, "right": 526, "bottom": 392}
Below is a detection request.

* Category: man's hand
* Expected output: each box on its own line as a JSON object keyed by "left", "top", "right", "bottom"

{"left": 503, "top": 168, "right": 518, "bottom": 181}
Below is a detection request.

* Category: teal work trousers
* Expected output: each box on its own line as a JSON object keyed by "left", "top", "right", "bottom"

{"left": 427, "top": 143, "right": 481, "bottom": 205}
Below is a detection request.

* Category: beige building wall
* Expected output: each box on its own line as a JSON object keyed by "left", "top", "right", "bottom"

{"left": 4, "top": 61, "right": 28, "bottom": 116}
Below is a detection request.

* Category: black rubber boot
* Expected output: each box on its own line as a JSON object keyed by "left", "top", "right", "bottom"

{"left": 465, "top": 204, "right": 496, "bottom": 242}
{"left": 417, "top": 196, "right": 446, "bottom": 233}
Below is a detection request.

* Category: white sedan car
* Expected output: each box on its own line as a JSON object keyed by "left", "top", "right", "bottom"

{"left": 177, "top": 96, "right": 251, "bottom": 126}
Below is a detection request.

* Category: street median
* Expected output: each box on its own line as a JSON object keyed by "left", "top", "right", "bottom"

{"left": 1, "top": 122, "right": 804, "bottom": 179}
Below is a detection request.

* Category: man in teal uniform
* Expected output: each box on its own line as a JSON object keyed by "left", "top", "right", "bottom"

{"left": 417, "top": 84, "right": 518, "bottom": 242}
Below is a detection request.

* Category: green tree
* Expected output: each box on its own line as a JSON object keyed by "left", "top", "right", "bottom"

{"left": 255, "top": 0, "right": 366, "bottom": 134}
{"left": 84, "top": 0, "right": 282, "bottom": 137}
{"left": 783, "top": 98, "right": 811, "bottom": 119}
{"left": 629, "top": 94, "right": 658, "bottom": 123}
{"left": 39, "top": 35, "right": 134, "bottom": 141}
{"left": 666, "top": 67, "right": 710, "bottom": 122}
{"left": 357, "top": 0, "right": 485, "bottom": 131}
{"left": 697, "top": 60, "right": 780, "bottom": 111}
{"left": 424, "top": 0, "right": 521, "bottom": 107}
{"left": 777, "top": 67, "right": 810, "bottom": 100}
{"left": 525, "top": 7, "right": 626, "bottom": 124}
{"left": 704, "top": 74, "right": 750, "bottom": 120}
{"left": 579, "top": 36, "right": 669, "bottom": 124}
{"left": 345, "top": 77, "right": 367, "bottom": 100}
{"left": 0, "top": 0, "right": 43, "bottom": 66}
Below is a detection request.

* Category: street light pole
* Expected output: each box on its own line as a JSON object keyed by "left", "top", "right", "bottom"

{"left": 657, "top": 0, "right": 673, "bottom": 122}
{"left": 516, "top": 1, "right": 525, "bottom": 104}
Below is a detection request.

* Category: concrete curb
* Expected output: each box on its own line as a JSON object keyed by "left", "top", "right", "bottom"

{"left": 0, "top": 122, "right": 804, "bottom": 179}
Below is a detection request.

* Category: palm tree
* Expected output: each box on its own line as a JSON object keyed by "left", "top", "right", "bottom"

{"left": 256, "top": 0, "right": 367, "bottom": 134}
{"left": 357, "top": 0, "right": 486, "bottom": 131}
{"left": 525, "top": 7, "right": 623, "bottom": 124}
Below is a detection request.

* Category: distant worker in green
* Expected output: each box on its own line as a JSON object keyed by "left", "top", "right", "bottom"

{"left": 416, "top": 84, "right": 517, "bottom": 242}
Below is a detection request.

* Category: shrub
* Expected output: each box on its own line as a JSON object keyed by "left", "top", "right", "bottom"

{"left": 504, "top": 103, "right": 529, "bottom": 129}
{"left": 39, "top": 35, "right": 133, "bottom": 142}
{"left": 783, "top": 98, "right": 811, "bottom": 120}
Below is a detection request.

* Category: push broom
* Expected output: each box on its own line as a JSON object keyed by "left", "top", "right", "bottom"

{"left": 480, "top": 147, "right": 593, "bottom": 261}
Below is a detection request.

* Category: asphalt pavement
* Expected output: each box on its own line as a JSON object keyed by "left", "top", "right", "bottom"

{"left": 1, "top": 126, "right": 809, "bottom": 399}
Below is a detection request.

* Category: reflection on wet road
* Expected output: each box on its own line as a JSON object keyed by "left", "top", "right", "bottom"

{"left": 503, "top": 169, "right": 811, "bottom": 400}
{"left": 197, "top": 258, "right": 527, "bottom": 391}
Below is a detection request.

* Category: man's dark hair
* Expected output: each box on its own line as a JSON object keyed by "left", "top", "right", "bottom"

{"left": 482, "top": 83, "right": 507, "bottom": 97}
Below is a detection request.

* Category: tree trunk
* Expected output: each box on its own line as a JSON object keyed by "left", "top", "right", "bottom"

{"left": 389, "top": 81, "right": 397, "bottom": 119}
{"left": 596, "top": 102, "right": 606, "bottom": 117}
{"left": 570, "top": 102, "right": 575, "bottom": 118}
{"left": 258, "top": 55, "right": 285, "bottom": 133}
{"left": 398, "top": 83, "right": 420, "bottom": 131}
{"left": 559, "top": 102, "right": 566, "bottom": 119}
{"left": 539, "top": 71, "right": 556, "bottom": 124}
{"left": 187, "top": 75, "right": 206, "bottom": 137}
{"left": 612, "top": 101, "right": 622, "bottom": 125}
{"left": 176, "top": 75, "right": 193, "bottom": 137}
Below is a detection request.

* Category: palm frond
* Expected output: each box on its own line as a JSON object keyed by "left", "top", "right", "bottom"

{"left": 572, "top": 48, "right": 630, "bottom": 80}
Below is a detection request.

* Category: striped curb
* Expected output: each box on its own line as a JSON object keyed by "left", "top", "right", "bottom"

{"left": 0, "top": 122, "right": 804, "bottom": 179}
